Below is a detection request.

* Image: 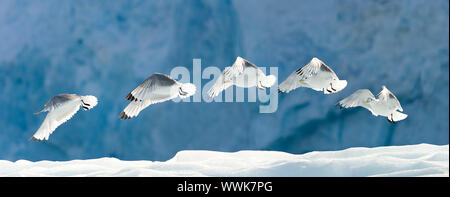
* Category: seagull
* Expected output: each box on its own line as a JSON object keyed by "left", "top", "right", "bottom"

{"left": 208, "top": 56, "right": 277, "bottom": 98}
{"left": 278, "top": 57, "right": 347, "bottom": 94}
{"left": 31, "top": 94, "right": 98, "bottom": 141}
{"left": 119, "top": 73, "right": 196, "bottom": 120}
{"left": 337, "top": 85, "right": 407, "bottom": 123}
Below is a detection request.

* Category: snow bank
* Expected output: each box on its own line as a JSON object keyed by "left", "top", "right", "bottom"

{"left": 0, "top": 144, "right": 447, "bottom": 177}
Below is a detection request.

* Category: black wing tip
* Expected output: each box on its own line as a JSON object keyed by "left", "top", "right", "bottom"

{"left": 119, "top": 111, "right": 132, "bottom": 120}
{"left": 336, "top": 103, "right": 343, "bottom": 109}
{"left": 126, "top": 93, "right": 132, "bottom": 100}
{"left": 29, "top": 136, "right": 42, "bottom": 142}
{"left": 126, "top": 93, "right": 139, "bottom": 102}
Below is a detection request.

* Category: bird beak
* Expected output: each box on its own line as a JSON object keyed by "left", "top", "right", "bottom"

{"left": 44, "top": 104, "right": 47, "bottom": 106}
{"left": 365, "top": 100, "right": 370, "bottom": 103}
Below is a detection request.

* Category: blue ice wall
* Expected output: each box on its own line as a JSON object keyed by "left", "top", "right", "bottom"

{"left": 0, "top": 0, "right": 448, "bottom": 161}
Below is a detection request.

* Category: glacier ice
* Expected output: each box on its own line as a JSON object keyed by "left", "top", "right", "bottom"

{"left": 0, "top": 0, "right": 448, "bottom": 161}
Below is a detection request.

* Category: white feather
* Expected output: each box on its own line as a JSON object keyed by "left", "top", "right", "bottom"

{"left": 207, "top": 74, "right": 233, "bottom": 98}
{"left": 278, "top": 57, "right": 346, "bottom": 94}
{"left": 31, "top": 99, "right": 81, "bottom": 141}
{"left": 208, "top": 56, "right": 274, "bottom": 98}
{"left": 338, "top": 89, "right": 377, "bottom": 115}
{"left": 338, "top": 86, "right": 407, "bottom": 123}
{"left": 81, "top": 95, "right": 98, "bottom": 110}
{"left": 120, "top": 73, "right": 196, "bottom": 119}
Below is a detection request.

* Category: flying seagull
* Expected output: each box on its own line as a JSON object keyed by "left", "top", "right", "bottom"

{"left": 208, "top": 56, "right": 277, "bottom": 98}
{"left": 337, "top": 85, "right": 407, "bottom": 123}
{"left": 31, "top": 94, "right": 98, "bottom": 141}
{"left": 119, "top": 73, "right": 196, "bottom": 120}
{"left": 278, "top": 57, "right": 347, "bottom": 94}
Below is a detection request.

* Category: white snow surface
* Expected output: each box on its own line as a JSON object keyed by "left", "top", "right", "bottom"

{"left": 0, "top": 144, "right": 448, "bottom": 177}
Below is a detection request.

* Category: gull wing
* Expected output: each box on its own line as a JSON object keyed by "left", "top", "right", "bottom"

{"left": 126, "top": 73, "right": 178, "bottom": 102}
{"left": 337, "top": 89, "right": 377, "bottom": 115}
{"left": 278, "top": 58, "right": 338, "bottom": 93}
{"left": 119, "top": 92, "right": 179, "bottom": 120}
{"left": 223, "top": 57, "right": 259, "bottom": 81}
{"left": 120, "top": 73, "right": 180, "bottom": 120}
{"left": 207, "top": 72, "right": 234, "bottom": 98}
{"left": 377, "top": 87, "right": 403, "bottom": 112}
{"left": 31, "top": 97, "right": 82, "bottom": 141}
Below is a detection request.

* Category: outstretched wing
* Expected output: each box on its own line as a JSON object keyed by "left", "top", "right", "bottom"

{"left": 223, "top": 56, "right": 258, "bottom": 81}
{"left": 31, "top": 99, "right": 82, "bottom": 141}
{"left": 208, "top": 57, "right": 258, "bottom": 98}
{"left": 207, "top": 72, "right": 233, "bottom": 98}
{"left": 126, "top": 73, "right": 178, "bottom": 102}
{"left": 337, "top": 89, "right": 377, "bottom": 115}
{"left": 119, "top": 93, "right": 178, "bottom": 120}
{"left": 120, "top": 73, "right": 180, "bottom": 120}
{"left": 296, "top": 58, "right": 338, "bottom": 81}
{"left": 377, "top": 87, "right": 403, "bottom": 112}
{"left": 278, "top": 58, "right": 338, "bottom": 93}
{"left": 278, "top": 71, "right": 303, "bottom": 93}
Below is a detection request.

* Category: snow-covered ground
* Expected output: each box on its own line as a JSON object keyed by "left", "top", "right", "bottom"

{"left": 0, "top": 143, "right": 447, "bottom": 177}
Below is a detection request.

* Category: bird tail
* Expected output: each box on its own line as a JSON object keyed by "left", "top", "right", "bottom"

{"left": 261, "top": 75, "right": 277, "bottom": 88}
{"left": 325, "top": 80, "right": 347, "bottom": 94}
{"left": 80, "top": 95, "right": 98, "bottom": 110}
{"left": 179, "top": 83, "right": 196, "bottom": 99}
{"left": 391, "top": 111, "right": 408, "bottom": 122}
